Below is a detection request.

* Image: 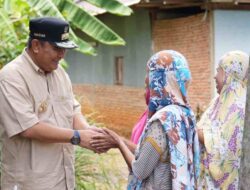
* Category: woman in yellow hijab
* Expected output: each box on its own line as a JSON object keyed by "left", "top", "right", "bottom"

{"left": 197, "top": 50, "right": 249, "bottom": 189}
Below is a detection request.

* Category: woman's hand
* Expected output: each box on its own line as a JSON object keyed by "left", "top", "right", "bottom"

{"left": 90, "top": 128, "right": 121, "bottom": 152}
{"left": 103, "top": 128, "right": 123, "bottom": 145}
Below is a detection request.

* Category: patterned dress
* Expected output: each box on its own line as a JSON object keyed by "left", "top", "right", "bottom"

{"left": 197, "top": 50, "right": 249, "bottom": 189}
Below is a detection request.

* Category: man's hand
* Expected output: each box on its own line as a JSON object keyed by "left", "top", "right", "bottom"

{"left": 78, "top": 129, "right": 104, "bottom": 152}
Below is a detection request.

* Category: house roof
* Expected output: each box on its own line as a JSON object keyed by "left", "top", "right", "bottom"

{"left": 76, "top": 0, "right": 250, "bottom": 14}
{"left": 75, "top": 0, "right": 140, "bottom": 15}
{"left": 136, "top": 0, "right": 250, "bottom": 10}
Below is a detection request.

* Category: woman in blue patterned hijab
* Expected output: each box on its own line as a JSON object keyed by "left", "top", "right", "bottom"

{"left": 92, "top": 50, "right": 200, "bottom": 190}
{"left": 138, "top": 50, "right": 200, "bottom": 189}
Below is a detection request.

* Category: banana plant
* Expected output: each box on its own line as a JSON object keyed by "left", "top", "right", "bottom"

{"left": 0, "top": 0, "right": 33, "bottom": 66}
{"left": 85, "top": 0, "right": 133, "bottom": 16}
{"left": 0, "top": 0, "right": 134, "bottom": 67}
{"left": 53, "top": 0, "right": 126, "bottom": 45}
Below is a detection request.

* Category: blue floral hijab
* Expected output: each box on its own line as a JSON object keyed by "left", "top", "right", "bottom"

{"left": 147, "top": 50, "right": 191, "bottom": 116}
{"left": 128, "top": 50, "right": 200, "bottom": 190}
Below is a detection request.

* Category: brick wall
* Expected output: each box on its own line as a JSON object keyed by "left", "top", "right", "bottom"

{"left": 153, "top": 13, "right": 212, "bottom": 111}
{"left": 73, "top": 84, "right": 146, "bottom": 138}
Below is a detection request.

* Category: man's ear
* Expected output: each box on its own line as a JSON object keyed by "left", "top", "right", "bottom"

{"left": 31, "top": 39, "right": 40, "bottom": 54}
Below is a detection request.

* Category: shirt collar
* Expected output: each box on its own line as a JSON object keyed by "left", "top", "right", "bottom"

{"left": 22, "top": 49, "right": 45, "bottom": 75}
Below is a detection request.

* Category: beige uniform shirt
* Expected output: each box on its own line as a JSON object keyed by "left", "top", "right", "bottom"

{"left": 0, "top": 50, "right": 81, "bottom": 190}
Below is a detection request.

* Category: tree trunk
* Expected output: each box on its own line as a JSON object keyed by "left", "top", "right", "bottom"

{"left": 239, "top": 57, "right": 250, "bottom": 189}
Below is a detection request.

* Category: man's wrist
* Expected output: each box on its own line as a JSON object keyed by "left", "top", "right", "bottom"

{"left": 70, "top": 130, "right": 81, "bottom": 145}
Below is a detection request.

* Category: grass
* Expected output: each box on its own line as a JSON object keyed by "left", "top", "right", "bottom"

{"left": 74, "top": 95, "right": 129, "bottom": 189}
{"left": 75, "top": 147, "right": 128, "bottom": 190}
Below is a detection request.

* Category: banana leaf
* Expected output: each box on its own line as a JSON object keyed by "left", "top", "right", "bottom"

{"left": 85, "top": 0, "right": 133, "bottom": 16}
{"left": 53, "top": 0, "right": 125, "bottom": 45}
{"left": 0, "top": 9, "right": 18, "bottom": 41}
{"left": 3, "top": 0, "right": 11, "bottom": 11}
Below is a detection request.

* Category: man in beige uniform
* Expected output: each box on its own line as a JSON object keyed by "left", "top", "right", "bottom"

{"left": 0, "top": 17, "right": 101, "bottom": 190}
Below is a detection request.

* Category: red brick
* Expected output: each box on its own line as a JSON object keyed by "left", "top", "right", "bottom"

{"left": 153, "top": 13, "right": 211, "bottom": 110}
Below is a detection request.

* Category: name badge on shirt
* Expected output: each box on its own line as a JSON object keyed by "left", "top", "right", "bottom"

{"left": 38, "top": 101, "right": 48, "bottom": 113}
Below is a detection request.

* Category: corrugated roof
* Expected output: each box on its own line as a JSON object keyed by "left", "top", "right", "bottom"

{"left": 75, "top": 0, "right": 140, "bottom": 15}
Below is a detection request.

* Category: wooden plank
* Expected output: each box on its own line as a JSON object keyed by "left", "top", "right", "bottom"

{"left": 210, "top": 0, "right": 233, "bottom": 2}
{"left": 136, "top": 0, "right": 250, "bottom": 9}
{"left": 203, "top": 2, "right": 250, "bottom": 9}
{"left": 237, "top": 0, "right": 250, "bottom": 3}
{"left": 137, "top": 0, "right": 205, "bottom": 8}
{"left": 160, "top": 2, "right": 204, "bottom": 9}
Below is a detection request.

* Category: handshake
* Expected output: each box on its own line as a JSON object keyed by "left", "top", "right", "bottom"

{"left": 77, "top": 127, "right": 122, "bottom": 154}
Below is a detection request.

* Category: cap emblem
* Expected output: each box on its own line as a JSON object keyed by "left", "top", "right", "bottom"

{"left": 61, "top": 33, "right": 69, "bottom": 40}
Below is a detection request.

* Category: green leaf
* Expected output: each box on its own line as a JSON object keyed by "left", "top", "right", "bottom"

{"left": 26, "top": 0, "right": 62, "bottom": 17}
{"left": 3, "top": 0, "right": 11, "bottom": 11}
{"left": 53, "top": 0, "right": 125, "bottom": 46}
{"left": 60, "top": 59, "right": 69, "bottom": 70}
{"left": 0, "top": 8, "right": 18, "bottom": 41}
{"left": 74, "top": 37, "right": 97, "bottom": 55}
{"left": 85, "top": 0, "right": 133, "bottom": 16}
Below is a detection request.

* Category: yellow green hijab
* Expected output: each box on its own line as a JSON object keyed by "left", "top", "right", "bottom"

{"left": 197, "top": 50, "right": 249, "bottom": 189}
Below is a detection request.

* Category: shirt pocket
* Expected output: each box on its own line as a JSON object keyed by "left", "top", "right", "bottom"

{"left": 53, "top": 95, "right": 74, "bottom": 129}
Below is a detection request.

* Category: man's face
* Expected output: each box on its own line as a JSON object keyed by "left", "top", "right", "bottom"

{"left": 34, "top": 40, "right": 66, "bottom": 72}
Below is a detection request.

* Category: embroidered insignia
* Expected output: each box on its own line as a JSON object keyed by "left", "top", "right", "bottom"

{"left": 61, "top": 32, "right": 69, "bottom": 40}
{"left": 38, "top": 101, "right": 48, "bottom": 113}
{"left": 33, "top": 33, "right": 46, "bottom": 38}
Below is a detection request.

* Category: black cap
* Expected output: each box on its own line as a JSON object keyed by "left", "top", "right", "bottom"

{"left": 29, "top": 17, "right": 77, "bottom": 49}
